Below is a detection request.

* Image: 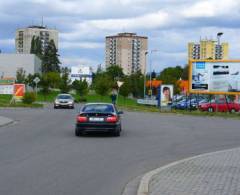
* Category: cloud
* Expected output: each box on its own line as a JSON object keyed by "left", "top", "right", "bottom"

{"left": 61, "top": 56, "right": 100, "bottom": 67}
{"left": 182, "top": 0, "right": 240, "bottom": 18}
{"left": 1, "top": 0, "right": 240, "bottom": 72}
{"left": 60, "top": 41, "right": 104, "bottom": 49}
{"left": 0, "top": 39, "right": 15, "bottom": 46}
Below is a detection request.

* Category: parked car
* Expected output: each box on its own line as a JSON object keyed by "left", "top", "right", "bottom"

{"left": 54, "top": 94, "right": 74, "bottom": 109}
{"left": 75, "top": 103, "right": 123, "bottom": 137}
{"left": 199, "top": 99, "right": 240, "bottom": 113}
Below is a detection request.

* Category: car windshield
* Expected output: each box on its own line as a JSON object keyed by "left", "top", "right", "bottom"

{"left": 57, "top": 95, "right": 72, "bottom": 99}
{"left": 82, "top": 104, "right": 114, "bottom": 113}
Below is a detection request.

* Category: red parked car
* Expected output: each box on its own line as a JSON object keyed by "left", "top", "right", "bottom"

{"left": 199, "top": 99, "right": 240, "bottom": 113}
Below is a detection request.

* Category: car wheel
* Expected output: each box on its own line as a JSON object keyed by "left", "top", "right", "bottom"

{"left": 208, "top": 107, "right": 214, "bottom": 112}
{"left": 230, "top": 108, "right": 236, "bottom": 113}
{"left": 113, "top": 127, "right": 121, "bottom": 137}
{"left": 75, "top": 128, "right": 81, "bottom": 137}
{"left": 114, "top": 131, "right": 120, "bottom": 137}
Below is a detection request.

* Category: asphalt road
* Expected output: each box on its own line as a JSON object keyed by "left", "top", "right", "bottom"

{"left": 0, "top": 105, "right": 240, "bottom": 195}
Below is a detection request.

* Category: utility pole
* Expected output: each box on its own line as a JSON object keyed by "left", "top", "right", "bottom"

{"left": 144, "top": 51, "right": 148, "bottom": 98}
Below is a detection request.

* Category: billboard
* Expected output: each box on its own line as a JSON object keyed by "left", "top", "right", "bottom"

{"left": 160, "top": 85, "right": 173, "bottom": 107}
{"left": 190, "top": 60, "right": 240, "bottom": 94}
{"left": 70, "top": 66, "right": 93, "bottom": 85}
{"left": 0, "top": 85, "right": 14, "bottom": 94}
{"left": 14, "top": 84, "right": 25, "bottom": 99}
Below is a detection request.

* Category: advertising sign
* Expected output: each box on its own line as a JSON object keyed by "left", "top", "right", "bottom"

{"left": 190, "top": 60, "right": 240, "bottom": 94}
{"left": 14, "top": 84, "right": 25, "bottom": 99}
{"left": 160, "top": 85, "right": 173, "bottom": 107}
{"left": 0, "top": 85, "right": 14, "bottom": 94}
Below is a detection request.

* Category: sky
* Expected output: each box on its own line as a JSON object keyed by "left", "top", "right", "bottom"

{"left": 1, "top": 0, "right": 240, "bottom": 72}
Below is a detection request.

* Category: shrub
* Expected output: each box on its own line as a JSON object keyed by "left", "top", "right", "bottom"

{"left": 22, "top": 92, "right": 36, "bottom": 104}
{"left": 75, "top": 96, "right": 87, "bottom": 103}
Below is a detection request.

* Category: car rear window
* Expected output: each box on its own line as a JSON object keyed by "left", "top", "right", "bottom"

{"left": 82, "top": 104, "right": 114, "bottom": 113}
{"left": 57, "top": 95, "right": 72, "bottom": 99}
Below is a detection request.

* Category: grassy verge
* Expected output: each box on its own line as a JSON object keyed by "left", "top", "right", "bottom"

{"left": 4, "top": 91, "right": 238, "bottom": 119}
{"left": 0, "top": 95, "right": 43, "bottom": 108}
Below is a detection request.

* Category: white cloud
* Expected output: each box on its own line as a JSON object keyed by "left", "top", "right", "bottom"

{"left": 61, "top": 56, "right": 100, "bottom": 67}
{"left": 182, "top": 0, "right": 239, "bottom": 18}
{"left": 60, "top": 41, "right": 104, "bottom": 49}
{"left": 0, "top": 39, "right": 14, "bottom": 46}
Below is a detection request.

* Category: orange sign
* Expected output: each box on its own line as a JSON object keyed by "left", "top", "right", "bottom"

{"left": 14, "top": 84, "right": 25, "bottom": 98}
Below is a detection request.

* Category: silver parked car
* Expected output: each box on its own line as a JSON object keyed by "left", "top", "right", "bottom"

{"left": 54, "top": 94, "right": 74, "bottom": 109}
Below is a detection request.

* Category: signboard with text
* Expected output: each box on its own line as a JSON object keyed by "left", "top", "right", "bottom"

{"left": 190, "top": 60, "right": 240, "bottom": 94}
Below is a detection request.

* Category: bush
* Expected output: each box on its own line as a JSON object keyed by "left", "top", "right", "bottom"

{"left": 75, "top": 96, "right": 87, "bottom": 103}
{"left": 22, "top": 92, "right": 36, "bottom": 104}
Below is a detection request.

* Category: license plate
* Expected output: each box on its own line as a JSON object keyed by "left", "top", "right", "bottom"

{"left": 89, "top": 117, "right": 104, "bottom": 122}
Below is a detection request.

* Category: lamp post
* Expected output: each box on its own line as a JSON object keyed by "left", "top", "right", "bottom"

{"left": 217, "top": 32, "right": 223, "bottom": 45}
{"left": 144, "top": 51, "right": 148, "bottom": 98}
{"left": 149, "top": 49, "right": 159, "bottom": 99}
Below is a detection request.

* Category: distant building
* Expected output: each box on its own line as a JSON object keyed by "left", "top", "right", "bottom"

{"left": 70, "top": 66, "right": 93, "bottom": 85}
{"left": 15, "top": 25, "right": 58, "bottom": 54}
{"left": 105, "top": 33, "right": 148, "bottom": 75}
{"left": 188, "top": 39, "right": 229, "bottom": 60}
{"left": 0, "top": 54, "right": 41, "bottom": 78}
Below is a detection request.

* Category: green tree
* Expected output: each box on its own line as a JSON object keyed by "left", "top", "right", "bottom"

{"left": 106, "top": 65, "right": 124, "bottom": 81}
{"left": 39, "top": 73, "right": 52, "bottom": 99}
{"left": 129, "top": 71, "right": 144, "bottom": 98}
{"left": 25, "top": 73, "right": 41, "bottom": 89}
{"left": 42, "top": 40, "right": 61, "bottom": 73}
{"left": 119, "top": 77, "right": 131, "bottom": 99}
{"left": 16, "top": 68, "right": 26, "bottom": 84}
{"left": 181, "top": 65, "right": 189, "bottom": 80}
{"left": 157, "top": 66, "right": 183, "bottom": 94}
{"left": 59, "top": 67, "right": 71, "bottom": 93}
{"left": 47, "top": 72, "right": 61, "bottom": 89}
{"left": 94, "top": 74, "right": 112, "bottom": 97}
{"left": 72, "top": 79, "right": 89, "bottom": 97}
{"left": 30, "top": 36, "right": 43, "bottom": 59}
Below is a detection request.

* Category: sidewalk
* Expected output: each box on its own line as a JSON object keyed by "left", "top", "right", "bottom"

{"left": 138, "top": 148, "right": 240, "bottom": 195}
{"left": 0, "top": 116, "right": 14, "bottom": 127}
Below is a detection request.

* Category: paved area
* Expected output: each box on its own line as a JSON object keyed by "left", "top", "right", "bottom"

{"left": 149, "top": 148, "right": 240, "bottom": 195}
{"left": 0, "top": 116, "right": 13, "bottom": 127}
{"left": 1, "top": 106, "right": 240, "bottom": 195}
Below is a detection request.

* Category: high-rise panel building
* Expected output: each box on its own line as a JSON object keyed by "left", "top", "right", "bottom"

{"left": 105, "top": 33, "right": 148, "bottom": 75}
{"left": 188, "top": 39, "right": 229, "bottom": 60}
{"left": 15, "top": 25, "right": 58, "bottom": 54}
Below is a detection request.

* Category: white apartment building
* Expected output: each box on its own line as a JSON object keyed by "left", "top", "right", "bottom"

{"left": 15, "top": 25, "right": 58, "bottom": 54}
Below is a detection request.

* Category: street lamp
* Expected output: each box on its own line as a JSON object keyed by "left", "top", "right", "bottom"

{"left": 217, "top": 32, "right": 223, "bottom": 45}
{"left": 144, "top": 51, "right": 148, "bottom": 98}
{"left": 149, "top": 49, "right": 159, "bottom": 98}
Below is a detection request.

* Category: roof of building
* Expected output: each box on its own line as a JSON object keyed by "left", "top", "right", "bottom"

{"left": 106, "top": 32, "right": 148, "bottom": 39}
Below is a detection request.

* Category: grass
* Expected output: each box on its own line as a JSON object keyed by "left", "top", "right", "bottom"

{"left": 0, "top": 94, "right": 43, "bottom": 108}
{"left": 1, "top": 91, "right": 239, "bottom": 119}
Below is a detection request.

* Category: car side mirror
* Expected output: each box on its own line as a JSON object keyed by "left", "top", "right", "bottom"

{"left": 118, "top": 111, "right": 124, "bottom": 115}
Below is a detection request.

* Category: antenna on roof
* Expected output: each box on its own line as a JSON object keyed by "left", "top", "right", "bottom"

{"left": 41, "top": 16, "right": 44, "bottom": 27}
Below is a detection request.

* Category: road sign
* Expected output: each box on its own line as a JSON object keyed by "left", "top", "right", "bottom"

{"left": 117, "top": 81, "right": 124, "bottom": 88}
{"left": 33, "top": 77, "right": 40, "bottom": 84}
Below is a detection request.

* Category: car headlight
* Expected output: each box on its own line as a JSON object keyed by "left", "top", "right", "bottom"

{"left": 55, "top": 100, "right": 60, "bottom": 104}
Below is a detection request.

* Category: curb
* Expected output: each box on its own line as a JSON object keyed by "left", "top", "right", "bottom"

{"left": 137, "top": 147, "right": 239, "bottom": 195}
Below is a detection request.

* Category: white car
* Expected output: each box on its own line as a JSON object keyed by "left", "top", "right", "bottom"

{"left": 54, "top": 94, "right": 74, "bottom": 109}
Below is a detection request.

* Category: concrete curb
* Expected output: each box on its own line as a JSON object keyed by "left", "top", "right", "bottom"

{"left": 137, "top": 147, "right": 239, "bottom": 195}
{"left": 0, "top": 116, "right": 14, "bottom": 127}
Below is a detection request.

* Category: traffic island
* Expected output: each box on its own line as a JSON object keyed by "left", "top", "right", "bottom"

{"left": 138, "top": 148, "right": 240, "bottom": 195}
